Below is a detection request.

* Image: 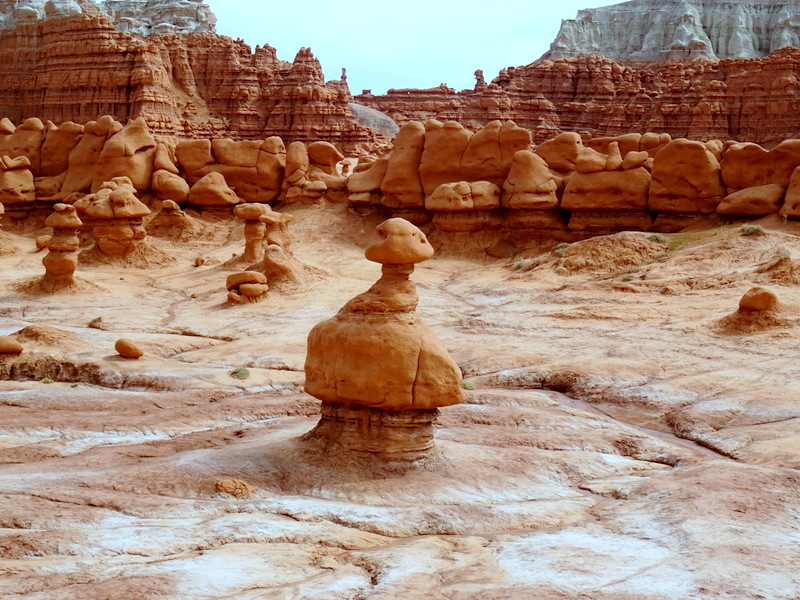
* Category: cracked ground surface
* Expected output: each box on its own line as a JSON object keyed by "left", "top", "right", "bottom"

{"left": 1, "top": 205, "right": 800, "bottom": 599}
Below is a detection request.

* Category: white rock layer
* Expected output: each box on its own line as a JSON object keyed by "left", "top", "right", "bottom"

{"left": 543, "top": 0, "right": 800, "bottom": 62}
{"left": 0, "top": 0, "right": 216, "bottom": 35}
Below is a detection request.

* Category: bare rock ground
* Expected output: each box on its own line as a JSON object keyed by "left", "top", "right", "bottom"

{"left": 1, "top": 205, "right": 799, "bottom": 599}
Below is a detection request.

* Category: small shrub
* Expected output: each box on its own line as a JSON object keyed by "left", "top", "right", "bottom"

{"left": 648, "top": 234, "right": 666, "bottom": 244}
{"left": 740, "top": 223, "right": 765, "bottom": 236}
{"left": 41, "top": 378, "right": 54, "bottom": 384}
{"left": 461, "top": 380, "right": 476, "bottom": 390}
{"left": 71, "top": 383, "right": 79, "bottom": 388}
{"left": 553, "top": 242, "right": 570, "bottom": 256}
{"left": 621, "top": 273, "right": 635, "bottom": 282}
{"left": 230, "top": 367, "right": 250, "bottom": 380}
{"left": 668, "top": 239, "right": 689, "bottom": 252}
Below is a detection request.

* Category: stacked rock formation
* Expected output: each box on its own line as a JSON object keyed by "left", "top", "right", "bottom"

{"left": 303, "top": 218, "right": 464, "bottom": 461}
{"left": 41, "top": 203, "right": 82, "bottom": 290}
{"left": 356, "top": 47, "right": 800, "bottom": 146}
{"left": 75, "top": 177, "right": 150, "bottom": 256}
{"left": 234, "top": 203, "right": 272, "bottom": 263}
{"left": 226, "top": 271, "right": 269, "bottom": 304}
{"left": 0, "top": 13, "right": 373, "bottom": 146}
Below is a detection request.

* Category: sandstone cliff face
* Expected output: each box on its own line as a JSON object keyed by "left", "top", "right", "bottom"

{"left": 543, "top": 0, "right": 800, "bottom": 63}
{"left": 356, "top": 48, "right": 800, "bottom": 146}
{"left": 0, "top": 14, "right": 373, "bottom": 147}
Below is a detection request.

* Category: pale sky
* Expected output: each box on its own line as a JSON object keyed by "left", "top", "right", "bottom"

{"left": 208, "top": 0, "right": 624, "bottom": 96}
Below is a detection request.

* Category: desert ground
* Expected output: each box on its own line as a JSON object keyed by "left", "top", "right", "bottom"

{"left": 1, "top": 202, "right": 799, "bottom": 599}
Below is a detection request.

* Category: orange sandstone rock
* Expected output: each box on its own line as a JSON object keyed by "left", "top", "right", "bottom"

{"left": 501, "top": 150, "right": 559, "bottom": 209}
{"left": 115, "top": 338, "right": 143, "bottom": 359}
{"left": 0, "top": 335, "right": 23, "bottom": 355}
{"left": 187, "top": 172, "right": 240, "bottom": 207}
{"left": 305, "top": 218, "right": 462, "bottom": 415}
{"left": 649, "top": 139, "right": 726, "bottom": 213}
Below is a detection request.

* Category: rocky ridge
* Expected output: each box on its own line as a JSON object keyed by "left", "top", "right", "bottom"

{"left": 356, "top": 47, "right": 800, "bottom": 146}
{"left": 544, "top": 0, "right": 800, "bottom": 63}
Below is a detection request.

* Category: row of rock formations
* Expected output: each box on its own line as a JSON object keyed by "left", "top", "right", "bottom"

{"left": 347, "top": 119, "right": 800, "bottom": 236}
{"left": 0, "top": 13, "right": 373, "bottom": 146}
{"left": 4, "top": 115, "right": 800, "bottom": 242}
{"left": 0, "top": 114, "right": 356, "bottom": 213}
{"left": 356, "top": 47, "right": 800, "bottom": 147}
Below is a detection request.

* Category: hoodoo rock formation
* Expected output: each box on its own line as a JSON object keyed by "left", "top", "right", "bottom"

{"left": 40, "top": 203, "right": 82, "bottom": 291}
{"left": 303, "top": 218, "right": 464, "bottom": 461}
{"left": 543, "top": 0, "right": 800, "bottom": 63}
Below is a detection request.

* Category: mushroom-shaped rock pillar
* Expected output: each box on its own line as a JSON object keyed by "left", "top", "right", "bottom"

{"left": 303, "top": 218, "right": 463, "bottom": 461}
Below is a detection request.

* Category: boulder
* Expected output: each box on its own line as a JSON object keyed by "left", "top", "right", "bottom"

{"left": 187, "top": 172, "right": 241, "bottom": 207}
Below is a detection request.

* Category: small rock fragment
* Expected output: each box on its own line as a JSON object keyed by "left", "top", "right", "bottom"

{"left": 0, "top": 336, "right": 23, "bottom": 354}
{"left": 215, "top": 478, "right": 256, "bottom": 499}
{"left": 739, "top": 287, "right": 778, "bottom": 312}
{"left": 115, "top": 338, "right": 143, "bottom": 359}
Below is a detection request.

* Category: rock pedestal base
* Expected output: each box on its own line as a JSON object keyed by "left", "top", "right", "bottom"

{"left": 302, "top": 401, "right": 439, "bottom": 462}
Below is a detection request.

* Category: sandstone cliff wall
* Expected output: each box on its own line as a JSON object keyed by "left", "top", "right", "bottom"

{"left": 355, "top": 48, "right": 800, "bottom": 147}
{"left": 0, "top": 14, "right": 374, "bottom": 148}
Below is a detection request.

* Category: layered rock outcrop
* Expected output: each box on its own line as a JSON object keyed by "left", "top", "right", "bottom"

{"left": 543, "top": 0, "right": 800, "bottom": 63}
{"left": 0, "top": 13, "right": 373, "bottom": 147}
{"left": 356, "top": 47, "right": 800, "bottom": 146}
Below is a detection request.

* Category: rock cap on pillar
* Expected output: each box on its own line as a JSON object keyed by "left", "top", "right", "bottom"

{"left": 364, "top": 217, "right": 434, "bottom": 264}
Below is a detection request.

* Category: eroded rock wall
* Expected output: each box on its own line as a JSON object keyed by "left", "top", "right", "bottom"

{"left": 356, "top": 48, "right": 800, "bottom": 147}
{"left": 0, "top": 14, "right": 373, "bottom": 147}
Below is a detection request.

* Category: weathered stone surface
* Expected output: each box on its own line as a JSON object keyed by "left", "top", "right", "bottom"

{"left": 543, "top": 0, "right": 800, "bottom": 62}
{"left": 303, "top": 402, "right": 439, "bottom": 462}
{"left": 721, "top": 140, "right": 800, "bottom": 193}
{"left": 649, "top": 139, "right": 726, "bottom": 213}
{"left": 92, "top": 117, "right": 156, "bottom": 192}
{"left": 501, "top": 150, "right": 559, "bottom": 210}
{"left": 380, "top": 121, "right": 426, "bottom": 208}
{"left": 0, "top": 153, "right": 34, "bottom": 205}
{"left": 717, "top": 183, "right": 785, "bottom": 216}
{"left": 562, "top": 168, "right": 651, "bottom": 211}
{"left": 364, "top": 218, "right": 434, "bottom": 265}
{"left": 187, "top": 172, "right": 240, "bottom": 207}
{"left": 0, "top": 335, "right": 23, "bottom": 354}
{"left": 419, "top": 120, "right": 472, "bottom": 196}
{"left": 425, "top": 181, "right": 500, "bottom": 212}
{"left": 151, "top": 169, "right": 190, "bottom": 203}
{"left": 739, "top": 287, "right": 779, "bottom": 312}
